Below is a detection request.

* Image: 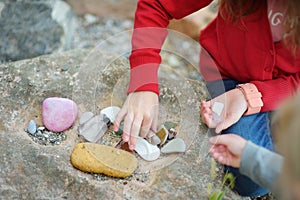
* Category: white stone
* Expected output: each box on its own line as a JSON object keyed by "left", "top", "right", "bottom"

{"left": 79, "top": 112, "right": 94, "bottom": 125}
{"left": 212, "top": 102, "right": 224, "bottom": 116}
{"left": 161, "top": 138, "right": 186, "bottom": 154}
{"left": 134, "top": 137, "right": 160, "bottom": 161}
{"left": 100, "top": 106, "right": 120, "bottom": 123}
{"left": 78, "top": 114, "right": 107, "bottom": 143}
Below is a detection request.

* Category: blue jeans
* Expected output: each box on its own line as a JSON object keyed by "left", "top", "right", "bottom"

{"left": 206, "top": 79, "right": 274, "bottom": 197}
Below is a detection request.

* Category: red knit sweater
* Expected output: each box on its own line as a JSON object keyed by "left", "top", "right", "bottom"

{"left": 128, "top": 0, "right": 300, "bottom": 112}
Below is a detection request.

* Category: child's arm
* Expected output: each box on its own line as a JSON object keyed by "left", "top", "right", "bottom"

{"left": 128, "top": 0, "right": 213, "bottom": 94}
{"left": 209, "top": 134, "right": 283, "bottom": 194}
{"left": 114, "top": 0, "right": 212, "bottom": 149}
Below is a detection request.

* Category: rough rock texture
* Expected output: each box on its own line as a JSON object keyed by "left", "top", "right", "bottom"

{"left": 0, "top": 49, "right": 248, "bottom": 199}
{"left": 0, "top": 0, "right": 76, "bottom": 62}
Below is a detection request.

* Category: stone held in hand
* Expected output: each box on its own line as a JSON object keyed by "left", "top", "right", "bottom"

{"left": 134, "top": 137, "right": 160, "bottom": 161}
{"left": 70, "top": 143, "right": 138, "bottom": 178}
{"left": 78, "top": 114, "right": 108, "bottom": 143}
{"left": 27, "top": 120, "right": 37, "bottom": 135}
{"left": 42, "top": 97, "right": 78, "bottom": 132}
{"left": 79, "top": 112, "right": 94, "bottom": 125}
{"left": 100, "top": 106, "right": 120, "bottom": 123}
{"left": 212, "top": 102, "right": 224, "bottom": 116}
{"left": 212, "top": 102, "right": 224, "bottom": 124}
{"left": 161, "top": 138, "right": 186, "bottom": 154}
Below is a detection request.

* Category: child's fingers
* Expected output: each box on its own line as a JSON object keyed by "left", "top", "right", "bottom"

{"left": 209, "top": 135, "right": 234, "bottom": 146}
{"left": 114, "top": 107, "right": 127, "bottom": 132}
{"left": 140, "top": 117, "right": 152, "bottom": 138}
{"left": 123, "top": 113, "right": 134, "bottom": 142}
{"left": 129, "top": 116, "right": 143, "bottom": 149}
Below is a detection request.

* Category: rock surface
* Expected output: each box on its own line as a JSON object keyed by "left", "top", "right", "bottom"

{"left": 0, "top": 0, "right": 76, "bottom": 62}
{"left": 0, "top": 49, "right": 248, "bottom": 199}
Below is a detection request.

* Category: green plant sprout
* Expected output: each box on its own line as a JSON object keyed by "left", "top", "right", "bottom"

{"left": 208, "top": 158, "right": 235, "bottom": 200}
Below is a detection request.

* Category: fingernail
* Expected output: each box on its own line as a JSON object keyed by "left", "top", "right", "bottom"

{"left": 129, "top": 144, "right": 135, "bottom": 150}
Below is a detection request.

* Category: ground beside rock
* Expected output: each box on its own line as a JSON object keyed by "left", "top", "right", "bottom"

{"left": 0, "top": 0, "right": 76, "bottom": 62}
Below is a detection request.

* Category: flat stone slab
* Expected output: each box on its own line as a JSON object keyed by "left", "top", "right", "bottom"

{"left": 0, "top": 49, "right": 247, "bottom": 199}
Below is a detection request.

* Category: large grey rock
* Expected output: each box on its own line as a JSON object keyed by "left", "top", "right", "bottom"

{"left": 0, "top": 0, "right": 76, "bottom": 62}
{"left": 0, "top": 49, "right": 247, "bottom": 199}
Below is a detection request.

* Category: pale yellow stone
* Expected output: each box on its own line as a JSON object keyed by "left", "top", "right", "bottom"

{"left": 70, "top": 143, "right": 138, "bottom": 178}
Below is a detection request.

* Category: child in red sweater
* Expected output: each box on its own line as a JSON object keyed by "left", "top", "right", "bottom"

{"left": 114, "top": 0, "right": 300, "bottom": 197}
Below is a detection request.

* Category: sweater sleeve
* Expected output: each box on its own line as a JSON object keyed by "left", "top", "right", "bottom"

{"left": 251, "top": 72, "right": 300, "bottom": 112}
{"left": 240, "top": 141, "right": 284, "bottom": 194}
{"left": 128, "top": 0, "right": 212, "bottom": 95}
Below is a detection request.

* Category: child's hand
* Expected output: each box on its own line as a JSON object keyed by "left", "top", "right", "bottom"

{"left": 209, "top": 134, "right": 247, "bottom": 168}
{"left": 201, "top": 88, "right": 247, "bottom": 133}
{"left": 114, "top": 91, "right": 159, "bottom": 150}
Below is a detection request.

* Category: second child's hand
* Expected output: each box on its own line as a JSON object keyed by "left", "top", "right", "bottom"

{"left": 113, "top": 91, "right": 159, "bottom": 150}
{"left": 201, "top": 88, "right": 247, "bottom": 134}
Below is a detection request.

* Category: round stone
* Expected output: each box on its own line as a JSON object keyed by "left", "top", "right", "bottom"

{"left": 42, "top": 97, "right": 78, "bottom": 132}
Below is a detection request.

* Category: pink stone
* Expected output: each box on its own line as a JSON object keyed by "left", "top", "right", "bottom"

{"left": 42, "top": 97, "right": 78, "bottom": 132}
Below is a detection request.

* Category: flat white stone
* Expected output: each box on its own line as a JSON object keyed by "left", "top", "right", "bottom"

{"left": 79, "top": 112, "right": 94, "bottom": 125}
{"left": 134, "top": 137, "right": 160, "bottom": 161}
{"left": 100, "top": 106, "right": 121, "bottom": 123}
{"left": 161, "top": 138, "right": 186, "bottom": 154}
{"left": 78, "top": 114, "right": 107, "bottom": 143}
{"left": 212, "top": 102, "right": 224, "bottom": 116}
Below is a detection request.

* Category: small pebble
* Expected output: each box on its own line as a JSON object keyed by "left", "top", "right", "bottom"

{"left": 61, "top": 133, "right": 67, "bottom": 141}
{"left": 168, "top": 128, "right": 177, "bottom": 140}
{"left": 36, "top": 130, "right": 43, "bottom": 137}
{"left": 27, "top": 120, "right": 37, "bottom": 135}
{"left": 55, "top": 141, "right": 61, "bottom": 145}
{"left": 61, "top": 66, "right": 69, "bottom": 72}
{"left": 49, "top": 135, "right": 56, "bottom": 143}
{"left": 38, "top": 126, "right": 45, "bottom": 131}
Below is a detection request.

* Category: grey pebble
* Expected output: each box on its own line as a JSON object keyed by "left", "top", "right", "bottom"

{"left": 61, "top": 66, "right": 69, "bottom": 72}
{"left": 27, "top": 120, "right": 37, "bottom": 134}
{"left": 49, "top": 135, "right": 56, "bottom": 143}
{"left": 36, "top": 130, "right": 43, "bottom": 137}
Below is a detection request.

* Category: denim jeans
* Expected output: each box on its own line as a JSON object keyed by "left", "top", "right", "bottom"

{"left": 206, "top": 79, "right": 274, "bottom": 197}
